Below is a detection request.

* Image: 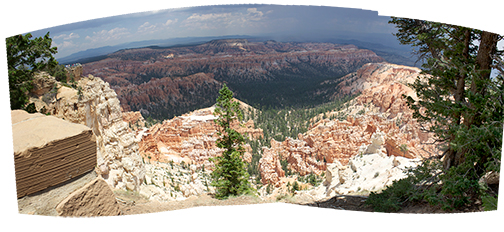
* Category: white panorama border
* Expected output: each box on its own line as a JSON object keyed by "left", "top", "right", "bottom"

{"left": 1, "top": 1, "right": 502, "bottom": 232}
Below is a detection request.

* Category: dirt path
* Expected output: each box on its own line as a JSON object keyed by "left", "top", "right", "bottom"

{"left": 115, "top": 190, "right": 376, "bottom": 215}
{"left": 116, "top": 189, "right": 486, "bottom": 215}
{"left": 116, "top": 192, "right": 274, "bottom": 215}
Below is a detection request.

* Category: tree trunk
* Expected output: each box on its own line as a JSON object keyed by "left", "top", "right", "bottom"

{"left": 443, "top": 29, "right": 472, "bottom": 170}
{"left": 466, "top": 31, "right": 499, "bottom": 127}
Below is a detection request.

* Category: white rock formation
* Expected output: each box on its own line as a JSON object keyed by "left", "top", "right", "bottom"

{"left": 33, "top": 74, "right": 146, "bottom": 191}
{"left": 298, "top": 132, "right": 420, "bottom": 201}
{"left": 139, "top": 162, "right": 211, "bottom": 201}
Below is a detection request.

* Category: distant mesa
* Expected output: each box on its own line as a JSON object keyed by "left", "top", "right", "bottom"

{"left": 82, "top": 39, "right": 385, "bottom": 120}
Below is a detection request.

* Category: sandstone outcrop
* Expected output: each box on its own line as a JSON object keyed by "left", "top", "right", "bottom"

{"left": 138, "top": 104, "right": 262, "bottom": 171}
{"left": 12, "top": 110, "right": 96, "bottom": 198}
{"left": 122, "top": 110, "right": 146, "bottom": 131}
{"left": 259, "top": 63, "right": 439, "bottom": 186}
{"left": 65, "top": 65, "right": 83, "bottom": 82}
{"left": 28, "top": 72, "right": 146, "bottom": 191}
{"left": 56, "top": 177, "right": 122, "bottom": 217}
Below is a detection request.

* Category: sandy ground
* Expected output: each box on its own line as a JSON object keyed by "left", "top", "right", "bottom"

{"left": 116, "top": 191, "right": 274, "bottom": 215}
{"left": 115, "top": 189, "right": 486, "bottom": 215}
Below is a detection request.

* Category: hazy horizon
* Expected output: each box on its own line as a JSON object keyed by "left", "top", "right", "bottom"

{"left": 25, "top": 5, "right": 399, "bottom": 59}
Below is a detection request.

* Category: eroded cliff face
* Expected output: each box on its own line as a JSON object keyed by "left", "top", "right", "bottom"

{"left": 122, "top": 110, "right": 146, "bottom": 131}
{"left": 83, "top": 40, "right": 385, "bottom": 119}
{"left": 28, "top": 73, "right": 146, "bottom": 191}
{"left": 259, "top": 63, "right": 439, "bottom": 187}
{"left": 138, "top": 103, "right": 263, "bottom": 171}
{"left": 135, "top": 102, "right": 263, "bottom": 201}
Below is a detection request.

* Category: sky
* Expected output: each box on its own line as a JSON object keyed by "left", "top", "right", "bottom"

{"left": 10, "top": 1, "right": 504, "bottom": 60}
{"left": 1, "top": 1, "right": 504, "bottom": 231}
{"left": 26, "top": 4, "right": 398, "bottom": 59}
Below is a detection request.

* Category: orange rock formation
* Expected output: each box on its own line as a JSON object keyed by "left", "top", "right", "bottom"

{"left": 259, "top": 63, "right": 439, "bottom": 186}
{"left": 138, "top": 105, "right": 263, "bottom": 169}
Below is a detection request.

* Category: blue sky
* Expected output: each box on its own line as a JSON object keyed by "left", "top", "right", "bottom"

{"left": 27, "top": 4, "right": 397, "bottom": 59}
{"left": 10, "top": 1, "right": 502, "bottom": 60}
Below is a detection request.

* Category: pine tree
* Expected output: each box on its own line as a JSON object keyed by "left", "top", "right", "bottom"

{"left": 6, "top": 32, "right": 58, "bottom": 110}
{"left": 366, "top": 17, "right": 504, "bottom": 211}
{"left": 210, "top": 84, "right": 252, "bottom": 199}
{"left": 390, "top": 17, "right": 503, "bottom": 174}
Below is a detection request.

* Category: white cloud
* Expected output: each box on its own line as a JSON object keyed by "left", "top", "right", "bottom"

{"left": 183, "top": 12, "right": 233, "bottom": 29}
{"left": 136, "top": 19, "right": 178, "bottom": 34}
{"left": 53, "top": 32, "right": 80, "bottom": 40}
{"left": 85, "top": 27, "right": 129, "bottom": 42}
{"left": 164, "top": 19, "right": 178, "bottom": 26}
{"left": 182, "top": 8, "right": 266, "bottom": 30}
{"left": 138, "top": 22, "right": 157, "bottom": 33}
{"left": 246, "top": 8, "right": 263, "bottom": 21}
{"left": 52, "top": 40, "right": 77, "bottom": 50}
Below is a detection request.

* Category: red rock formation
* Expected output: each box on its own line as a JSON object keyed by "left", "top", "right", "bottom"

{"left": 258, "top": 147, "right": 285, "bottom": 187}
{"left": 122, "top": 110, "right": 146, "bottom": 131}
{"left": 83, "top": 40, "right": 384, "bottom": 118}
{"left": 138, "top": 105, "right": 263, "bottom": 169}
{"left": 260, "top": 63, "right": 439, "bottom": 186}
{"left": 332, "top": 62, "right": 421, "bottom": 97}
{"left": 114, "top": 72, "right": 222, "bottom": 114}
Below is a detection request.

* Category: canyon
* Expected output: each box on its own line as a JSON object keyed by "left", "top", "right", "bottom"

{"left": 14, "top": 48, "right": 443, "bottom": 215}
{"left": 257, "top": 63, "right": 439, "bottom": 192}
{"left": 82, "top": 39, "right": 385, "bottom": 119}
{"left": 131, "top": 62, "right": 440, "bottom": 201}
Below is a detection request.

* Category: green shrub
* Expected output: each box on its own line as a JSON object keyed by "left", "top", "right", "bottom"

{"left": 482, "top": 195, "right": 498, "bottom": 211}
{"left": 365, "top": 177, "right": 416, "bottom": 212}
{"left": 365, "top": 158, "right": 490, "bottom": 212}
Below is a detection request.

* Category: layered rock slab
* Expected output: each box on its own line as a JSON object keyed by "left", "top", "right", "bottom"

{"left": 56, "top": 177, "right": 122, "bottom": 217}
{"left": 12, "top": 110, "right": 96, "bottom": 198}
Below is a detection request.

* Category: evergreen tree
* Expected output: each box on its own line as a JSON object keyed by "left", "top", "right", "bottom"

{"left": 366, "top": 18, "right": 503, "bottom": 212}
{"left": 390, "top": 17, "right": 503, "bottom": 173}
{"left": 6, "top": 32, "right": 58, "bottom": 110}
{"left": 210, "top": 84, "right": 252, "bottom": 199}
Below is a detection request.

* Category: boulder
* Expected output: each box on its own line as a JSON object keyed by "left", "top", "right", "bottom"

{"left": 12, "top": 110, "right": 96, "bottom": 198}
{"left": 56, "top": 177, "right": 121, "bottom": 217}
{"left": 31, "top": 72, "right": 57, "bottom": 96}
{"left": 479, "top": 171, "right": 500, "bottom": 186}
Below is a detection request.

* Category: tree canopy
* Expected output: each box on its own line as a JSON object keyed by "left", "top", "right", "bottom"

{"left": 6, "top": 32, "right": 58, "bottom": 110}
{"left": 366, "top": 17, "right": 503, "bottom": 212}
{"left": 390, "top": 17, "right": 503, "bottom": 173}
